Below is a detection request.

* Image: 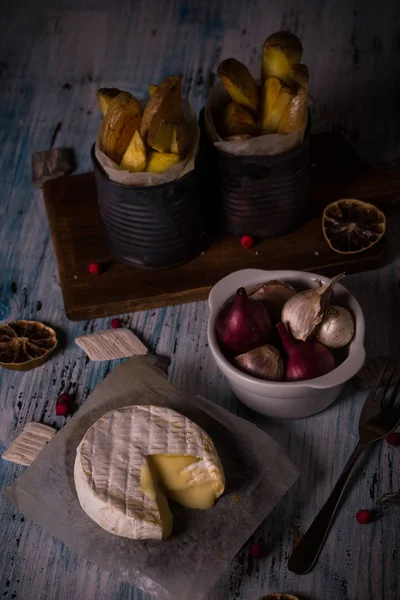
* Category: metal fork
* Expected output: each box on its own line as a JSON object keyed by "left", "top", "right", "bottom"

{"left": 288, "top": 359, "right": 400, "bottom": 575}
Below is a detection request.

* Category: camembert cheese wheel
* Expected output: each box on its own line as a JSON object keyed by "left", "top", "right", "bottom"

{"left": 74, "top": 405, "right": 225, "bottom": 540}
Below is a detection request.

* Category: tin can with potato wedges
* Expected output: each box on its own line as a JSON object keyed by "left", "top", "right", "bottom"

{"left": 204, "top": 31, "right": 312, "bottom": 239}
{"left": 92, "top": 77, "right": 208, "bottom": 270}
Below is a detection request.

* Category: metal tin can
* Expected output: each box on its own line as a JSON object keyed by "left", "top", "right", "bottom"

{"left": 91, "top": 144, "right": 207, "bottom": 269}
{"left": 202, "top": 110, "right": 312, "bottom": 238}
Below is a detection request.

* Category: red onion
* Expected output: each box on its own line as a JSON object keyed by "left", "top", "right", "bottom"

{"left": 276, "top": 322, "right": 335, "bottom": 381}
{"left": 216, "top": 288, "right": 272, "bottom": 353}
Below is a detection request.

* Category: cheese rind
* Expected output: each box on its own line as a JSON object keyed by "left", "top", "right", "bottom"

{"left": 74, "top": 405, "right": 225, "bottom": 540}
{"left": 75, "top": 328, "right": 148, "bottom": 361}
{"left": 2, "top": 422, "right": 56, "bottom": 466}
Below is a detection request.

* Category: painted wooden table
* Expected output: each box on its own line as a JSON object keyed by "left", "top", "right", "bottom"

{"left": 1, "top": 1, "right": 400, "bottom": 599}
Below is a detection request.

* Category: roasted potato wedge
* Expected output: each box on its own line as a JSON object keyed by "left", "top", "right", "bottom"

{"left": 140, "top": 75, "right": 181, "bottom": 142}
{"left": 220, "top": 101, "right": 259, "bottom": 136}
{"left": 119, "top": 130, "right": 147, "bottom": 172}
{"left": 277, "top": 65, "right": 309, "bottom": 134}
{"left": 100, "top": 92, "right": 142, "bottom": 163}
{"left": 262, "top": 47, "right": 293, "bottom": 84}
{"left": 223, "top": 134, "right": 252, "bottom": 141}
{"left": 149, "top": 84, "right": 158, "bottom": 96}
{"left": 292, "top": 63, "right": 309, "bottom": 87}
{"left": 261, "top": 83, "right": 294, "bottom": 133}
{"left": 159, "top": 76, "right": 180, "bottom": 89}
{"left": 146, "top": 152, "right": 180, "bottom": 173}
{"left": 140, "top": 85, "right": 171, "bottom": 141}
{"left": 262, "top": 31, "right": 302, "bottom": 84}
{"left": 217, "top": 58, "right": 258, "bottom": 114}
{"left": 170, "top": 121, "right": 190, "bottom": 155}
{"left": 147, "top": 78, "right": 182, "bottom": 152}
{"left": 260, "top": 76, "right": 282, "bottom": 132}
{"left": 96, "top": 88, "right": 123, "bottom": 115}
{"left": 148, "top": 121, "right": 175, "bottom": 153}
{"left": 263, "top": 31, "right": 303, "bottom": 64}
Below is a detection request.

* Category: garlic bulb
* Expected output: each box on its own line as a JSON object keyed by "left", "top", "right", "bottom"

{"left": 249, "top": 280, "right": 296, "bottom": 323}
{"left": 233, "top": 344, "right": 284, "bottom": 381}
{"left": 281, "top": 273, "right": 345, "bottom": 341}
{"left": 316, "top": 305, "right": 355, "bottom": 348}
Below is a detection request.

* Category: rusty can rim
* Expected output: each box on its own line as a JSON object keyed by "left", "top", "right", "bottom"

{"left": 91, "top": 143, "right": 198, "bottom": 191}
{"left": 212, "top": 110, "right": 312, "bottom": 162}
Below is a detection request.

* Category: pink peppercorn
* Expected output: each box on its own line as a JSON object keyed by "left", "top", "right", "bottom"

{"left": 386, "top": 432, "right": 400, "bottom": 446}
{"left": 88, "top": 263, "right": 101, "bottom": 275}
{"left": 56, "top": 402, "right": 69, "bottom": 417}
{"left": 240, "top": 235, "right": 255, "bottom": 250}
{"left": 111, "top": 318, "right": 122, "bottom": 329}
{"left": 356, "top": 509, "right": 374, "bottom": 524}
{"left": 57, "top": 393, "right": 71, "bottom": 403}
{"left": 249, "top": 542, "right": 266, "bottom": 558}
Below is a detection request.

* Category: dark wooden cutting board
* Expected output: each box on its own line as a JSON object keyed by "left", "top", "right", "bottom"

{"left": 43, "top": 133, "right": 400, "bottom": 321}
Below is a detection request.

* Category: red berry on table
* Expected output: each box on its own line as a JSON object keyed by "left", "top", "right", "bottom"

{"left": 356, "top": 509, "right": 374, "bottom": 524}
{"left": 240, "top": 235, "right": 255, "bottom": 250}
{"left": 386, "top": 432, "right": 400, "bottom": 446}
{"left": 111, "top": 318, "right": 122, "bottom": 329}
{"left": 88, "top": 262, "right": 101, "bottom": 275}
{"left": 57, "top": 392, "right": 70, "bottom": 403}
{"left": 249, "top": 542, "right": 266, "bottom": 558}
{"left": 56, "top": 402, "right": 69, "bottom": 417}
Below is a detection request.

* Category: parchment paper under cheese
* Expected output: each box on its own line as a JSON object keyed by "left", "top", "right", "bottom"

{"left": 5, "top": 356, "right": 299, "bottom": 600}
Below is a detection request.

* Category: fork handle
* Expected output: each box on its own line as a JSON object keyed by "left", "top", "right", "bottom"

{"left": 288, "top": 442, "right": 367, "bottom": 575}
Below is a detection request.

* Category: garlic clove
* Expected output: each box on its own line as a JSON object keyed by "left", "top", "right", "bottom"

{"left": 249, "top": 280, "right": 296, "bottom": 323}
{"left": 316, "top": 305, "right": 355, "bottom": 348}
{"left": 233, "top": 344, "right": 284, "bottom": 381}
{"left": 281, "top": 273, "right": 345, "bottom": 341}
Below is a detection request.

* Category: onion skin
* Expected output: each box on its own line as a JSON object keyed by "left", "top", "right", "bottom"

{"left": 216, "top": 287, "right": 272, "bottom": 353}
{"left": 276, "top": 322, "right": 335, "bottom": 381}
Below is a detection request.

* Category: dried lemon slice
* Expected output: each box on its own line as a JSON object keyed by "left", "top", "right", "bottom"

{"left": 0, "top": 320, "right": 57, "bottom": 371}
{"left": 322, "top": 198, "right": 386, "bottom": 255}
{"left": 258, "top": 595, "right": 299, "bottom": 600}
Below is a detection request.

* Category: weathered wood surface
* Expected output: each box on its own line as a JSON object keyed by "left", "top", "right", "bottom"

{"left": 42, "top": 142, "right": 400, "bottom": 321}
{"left": 0, "top": 1, "right": 399, "bottom": 599}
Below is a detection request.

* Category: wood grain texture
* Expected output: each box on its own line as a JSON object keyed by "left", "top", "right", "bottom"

{"left": 1, "top": 1, "right": 400, "bottom": 600}
{"left": 42, "top": 134, "right": 400, "bottom": 321}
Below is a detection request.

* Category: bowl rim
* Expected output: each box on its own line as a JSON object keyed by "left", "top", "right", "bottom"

{"left": 207, "top": 268, "right": 366, "bottom": 391}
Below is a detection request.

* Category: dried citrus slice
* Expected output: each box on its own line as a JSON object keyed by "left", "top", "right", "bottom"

{"left": 0, "top": 320, "right": 57, "bottom": 371}
{"left": 258, "top": 595, "right": 299, "bottom": 600}
{"left": 322, "top": 198, "right": 386, "bottom": 254}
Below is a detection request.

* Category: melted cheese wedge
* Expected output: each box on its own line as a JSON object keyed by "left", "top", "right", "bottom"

{"left": 74, "top": 406, "right": 225, "bottom": 540}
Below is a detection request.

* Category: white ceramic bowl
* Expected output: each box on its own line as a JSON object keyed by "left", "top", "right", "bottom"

{"left": 207, "top": 269, "right": 366, "bottom": 419}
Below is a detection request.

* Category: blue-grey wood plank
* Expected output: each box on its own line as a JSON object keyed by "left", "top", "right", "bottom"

{"left": 1, "top": 1, "right": 400, "bottom": 599}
